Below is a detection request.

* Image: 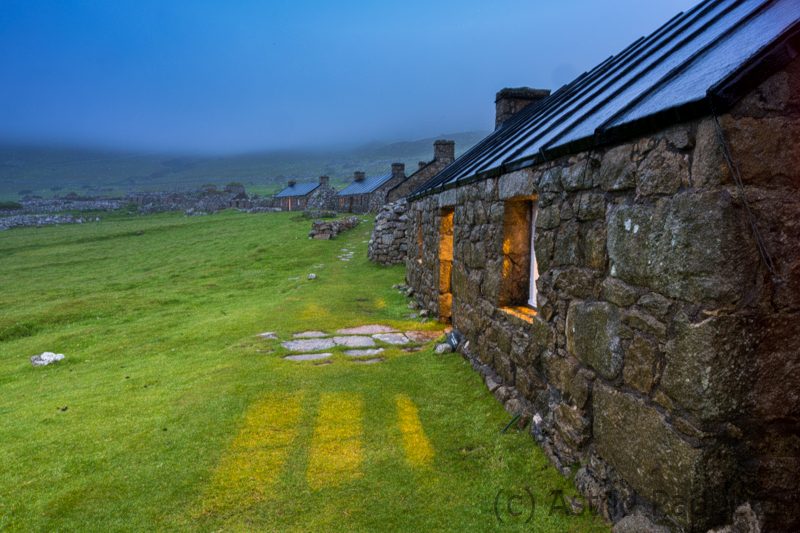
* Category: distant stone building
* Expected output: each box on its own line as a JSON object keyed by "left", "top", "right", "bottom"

{"left": 368, "top": 140, "right": 457, "bottom": 264}
{"left": 404, "top": 1, "right": 800, "bottom": 531}
{"left": 274, "top": 176, "right": 335, "bottom": 211}
{"left": 337, "top": 166, "right": 404, "bottom": 214}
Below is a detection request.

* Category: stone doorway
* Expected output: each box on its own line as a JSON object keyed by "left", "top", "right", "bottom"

{"left": 438, "top": 208, "right": 454, "bottom": 323}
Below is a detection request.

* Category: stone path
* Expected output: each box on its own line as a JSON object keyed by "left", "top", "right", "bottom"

{"left": 344, "top": 348, "right": 384, "bottom": 357}
{"left": 332, "top": 336, "right": 376, "bottom": 348}
{"left": 284, "top": 353, "right": 332, "bottom": 362}
{"left": 265, "top": 324, "right": 444, "bottom": 365}
{"left": 372, "top": 333, "right": 410, "bottom": 345}
{"left": 281, "top": 338, "right": 336, "bottom": 352}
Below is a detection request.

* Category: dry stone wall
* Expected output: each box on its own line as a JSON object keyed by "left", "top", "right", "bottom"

{"left": 308, "top": 216, "right": 360, "bottom": 240}
{"left": 367, "top": 200, "right": 408, "bottom": 265}
{"left": 405, "top": 59, "right": 800, "bottom": 532}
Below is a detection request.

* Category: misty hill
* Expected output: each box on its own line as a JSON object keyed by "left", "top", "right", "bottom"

{"left": 0, "top": 132, "right": 487, "bottom": 200}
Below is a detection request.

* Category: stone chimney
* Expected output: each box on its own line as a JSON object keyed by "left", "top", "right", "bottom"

{"left": 288, "top": 179, "right": 297, "bottom": 187}
{"left": 495, "top": 87, "right": 550, "bottom": 129}
{"left": 354, "top": 171, "right": 366, "bottom": 182}
{"left": 434, "top": 140, "right": 455, "bottom": 164}
{"left": 391, "top": 163, "right": 405, "bottom": 181}
{"left": 319, "top": 175, "right": 330, "bottom": 187}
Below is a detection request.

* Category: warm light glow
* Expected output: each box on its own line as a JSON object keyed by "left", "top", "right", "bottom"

{"left": 396, "top": 394, "right": 434, "bottom": 467}
{"left": 307, "top": 393, "right": 364, "bottom": 490}
{"left": 500, "top": 305, "right": 537, "bottom": 323}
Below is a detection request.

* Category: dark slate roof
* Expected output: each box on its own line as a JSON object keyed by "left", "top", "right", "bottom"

{"left": 274, "top": 182, "right": 320, "bottom": 198}
{"left": 411, "top": 0, "right": 800, "bottom": 198}
{"left": 337, "top": 171, "right": 393, "bottom": 196}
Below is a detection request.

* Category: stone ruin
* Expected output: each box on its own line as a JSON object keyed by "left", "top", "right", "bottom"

{"left": 308, "top": 216, "right": 361, "bottom": 240}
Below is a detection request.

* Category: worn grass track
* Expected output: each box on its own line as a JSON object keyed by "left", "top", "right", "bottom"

{"left": 0, "top": 211, "right": 607, "bottom": 532}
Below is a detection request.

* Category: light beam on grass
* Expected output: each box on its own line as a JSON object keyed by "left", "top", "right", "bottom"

{"left": 306, "top": 393, "right": 363, "bottom": 490}
{"left": 396, "top": 394, "right": 434, "bottom": 467}
{"left": 200, "top": 393, "right": 303, "bottom": 514}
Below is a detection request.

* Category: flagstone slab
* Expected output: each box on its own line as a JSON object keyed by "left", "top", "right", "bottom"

{"left": 373, "top": 333, "right": 411, "bottom": 345}
{"left": 405, "top": 330, "right": 443, "bottom": 343}
{"left": 257, "top": 332, "right": 278, "bottom": 340}
{"left": 336, "top": 325, "right": 396, "bottom": 335}
{"left": 344, "top": 348, "right": 385, "bottom": 357}
{"left": 284, "top": 353, "right": 333, "bottom": 362}
{"left": 333, "top": 336, "right": 376, "bottom": 348}
{"left": 293, "top": 331, "right": 329, "bottom": 338}
{"left": 282, "top": 338, "right": 336, "bottom": 352}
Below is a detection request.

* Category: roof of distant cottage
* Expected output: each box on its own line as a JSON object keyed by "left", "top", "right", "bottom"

{"left": 337, "top": 171, "right": 393, "bottom": 196}
{"left": 411, "top": 0, "right": 800, "bottom": 198}
{"left": 274, "top": 182, "right": 320, "bottom": 198}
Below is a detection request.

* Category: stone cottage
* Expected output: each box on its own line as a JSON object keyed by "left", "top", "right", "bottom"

{"left": 274, "top": 175, "right": 335, "bottom": 211}
{"left": 405, "top": 0, "right": 800, "bottom": 531}
{"left": 337, "top": 165, "right": 405, "bottom": 214}
{"left": 384, "top": 140, "right": 457, "bottom": 204}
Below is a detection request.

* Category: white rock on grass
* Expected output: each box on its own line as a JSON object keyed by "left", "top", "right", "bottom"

{"left": 30, "top": 352, "right": 65, "bottom": 367}
{"left": 257, "top": 332, "right": 278, "bottom": 340}
{"left": 434, "top": 343, "right": 453, "bottom": 354}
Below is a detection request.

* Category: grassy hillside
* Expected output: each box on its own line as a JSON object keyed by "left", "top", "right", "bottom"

{"left": 0, "top": 132, "right": 486, "bottom": 200}
{"left": 0, "top": 212, "right": 607, "bottom": 532}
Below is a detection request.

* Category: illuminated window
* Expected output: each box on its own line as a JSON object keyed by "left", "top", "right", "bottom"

{"left": 500, "top": 196, "right": 538, "bottom": 312}
{"left": 438, "top": 208, "right": 454, "bottom": 322}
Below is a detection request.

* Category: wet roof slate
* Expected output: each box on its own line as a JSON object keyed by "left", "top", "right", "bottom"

{"left": 274, "top": 182, "right": 320, "bottom": 198}
{"left": 337, "top": 171, "right": 393, "bottom": 196}
{"left": 411, "top": 0, "right": 800, "bottom": 198}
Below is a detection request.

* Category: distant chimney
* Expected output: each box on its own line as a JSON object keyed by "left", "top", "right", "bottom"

{"left": 354, "top": 171, "right": 366, "bottom": 182}
{"left": 319, "top": 175, "right": 330, "bottom": 187}
{"left": 288, "top": 179, "right": 297, "bottom": 187}
{"left": 418, "top": 161, "right": 427, "bottom": 170}
{"left": 391, "top": 163, "right": 405, "bottom": 181}
{"left": 434, "top": 140, "right": 455, "bottom": 164}
{"left": 495, "top": 87, "right": 550, "bottom": 129}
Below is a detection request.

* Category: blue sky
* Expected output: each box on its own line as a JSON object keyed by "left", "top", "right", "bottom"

{"left": 0, "top": 0, "right": 697, "bottom": 153}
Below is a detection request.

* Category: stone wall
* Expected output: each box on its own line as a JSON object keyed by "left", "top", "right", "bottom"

{"left": 308, "top": 216, "right": 361, "bottom": 240}
{"left": 405, "top": 58, "right": 800, "bottom": 532}
{"left": 367, "top": 200, "right": 408, "bottom": 265}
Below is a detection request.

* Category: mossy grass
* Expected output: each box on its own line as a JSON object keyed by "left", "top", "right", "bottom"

{"left": 0, "top": 211, "right": 608, "bottom": 531}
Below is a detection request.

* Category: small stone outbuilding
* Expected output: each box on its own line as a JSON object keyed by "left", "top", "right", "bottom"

{"left": 274, "top": 176, "right": 335, "bottom": 211}
{"left": 405, "top": 1, "right": 800, "bottom": 531}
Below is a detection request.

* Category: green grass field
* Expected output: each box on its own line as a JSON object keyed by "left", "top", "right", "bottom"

{"left": 0, "top": 211, "right": 608, "bottom": 532}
